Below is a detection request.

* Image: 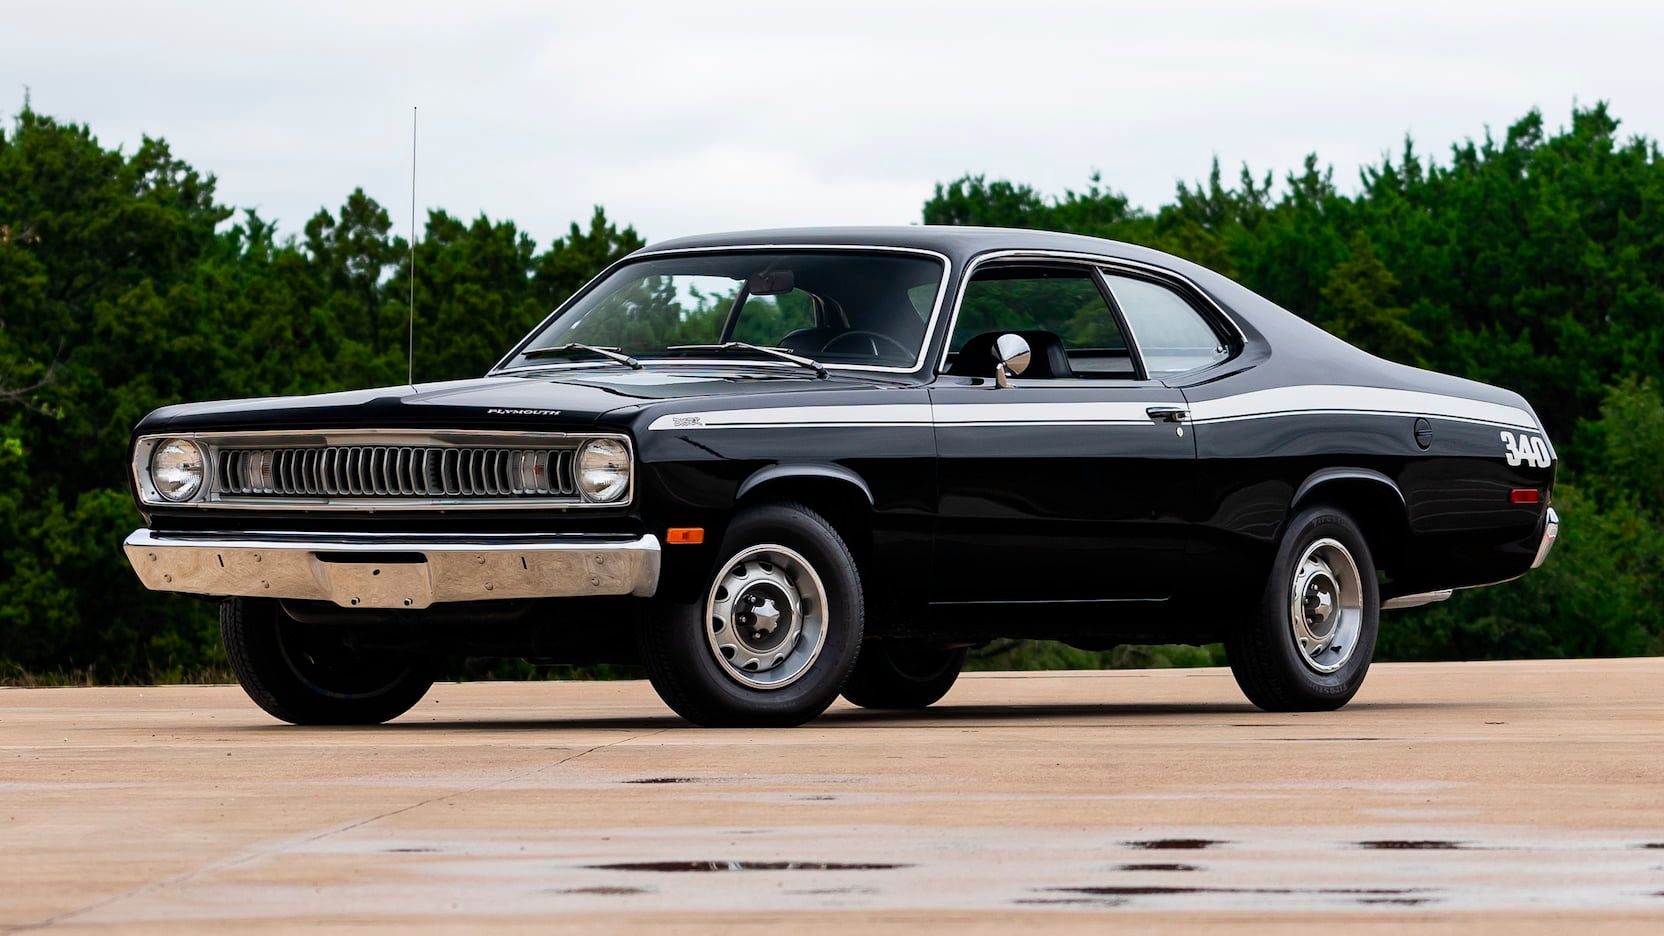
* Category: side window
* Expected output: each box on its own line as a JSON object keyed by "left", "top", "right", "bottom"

{"left": 1102, "top": 274, "right": 1227, "bottom": 376}
{"left": 946, "top": 266, "right": 1135, "bottom": 378}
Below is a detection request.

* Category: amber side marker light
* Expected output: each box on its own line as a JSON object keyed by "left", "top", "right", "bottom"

{"left": 666, "top": 527, "right": 705, "bottom": 545}
{"left": 1510, "top": 488, "right": 1541, "bottom": 504}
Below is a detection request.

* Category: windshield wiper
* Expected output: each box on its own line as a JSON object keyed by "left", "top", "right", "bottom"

{"left": 667, "top": 341, "right": 828, "bottom": 379}
{"left": 522, "top": 342, "right": 642, "bottom": 369}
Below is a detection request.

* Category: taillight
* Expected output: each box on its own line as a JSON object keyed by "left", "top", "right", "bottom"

{"left": 1509, "top": 488, "right": 1541, "bottom": 505}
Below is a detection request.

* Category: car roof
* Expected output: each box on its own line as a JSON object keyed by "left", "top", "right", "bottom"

{"left": 639, "top": 225, "right": 1188, "bottom": 269}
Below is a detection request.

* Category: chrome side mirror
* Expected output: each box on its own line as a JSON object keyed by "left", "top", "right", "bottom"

{"left": 992, "top": 333, "right": 1031, "bottom": 389}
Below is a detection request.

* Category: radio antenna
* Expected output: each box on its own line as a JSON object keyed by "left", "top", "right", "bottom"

{"left": 407, "top": 106, "right": 417, "bottom": 388}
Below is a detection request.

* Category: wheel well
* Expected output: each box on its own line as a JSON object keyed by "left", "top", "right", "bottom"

{"left": 1293, "top": 477, "right": 1409, "bottom": 580}
{"left": 737, "top": 476, "right": 873, "bottom": 565}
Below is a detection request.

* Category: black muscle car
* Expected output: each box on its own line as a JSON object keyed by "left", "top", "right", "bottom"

{"left": 124, "top": 227, "right": 1560, "bottom": 726}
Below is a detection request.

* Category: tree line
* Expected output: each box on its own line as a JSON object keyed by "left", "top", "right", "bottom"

{"left": 1, "top": 102, "right": 1659, "bottom": 681}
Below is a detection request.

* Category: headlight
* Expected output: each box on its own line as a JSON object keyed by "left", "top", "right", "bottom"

{"left": 149, "top": 438, "right": 204, "bottom": 502}
{"left": 576, "top": 438, "right": 630, "bottom": 503}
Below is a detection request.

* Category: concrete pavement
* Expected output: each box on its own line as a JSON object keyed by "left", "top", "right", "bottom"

{"left": 3, "top": 659, "right": 1663, "bottom": 932}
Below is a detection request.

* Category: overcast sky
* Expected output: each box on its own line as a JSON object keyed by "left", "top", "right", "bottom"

{"left": 6, "top": 1, "right": 1661, "bottom": 247}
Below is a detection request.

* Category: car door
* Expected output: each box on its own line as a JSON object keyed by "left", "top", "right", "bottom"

{"left": 929, "top": 261, "right": 1197, "bottom": 603}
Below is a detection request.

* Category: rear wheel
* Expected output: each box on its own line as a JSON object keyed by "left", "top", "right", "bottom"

{"left": 1225, "top": 505, "right": 1379, "bottom": 712}
{"left": 636, "top": 501, "right": 863, "bottom": 727}
{"left": 220, "top": 598, "right": 434, "bottom": 725}
{"left": 842, "top": 641, "right": 966, "bottom": 710}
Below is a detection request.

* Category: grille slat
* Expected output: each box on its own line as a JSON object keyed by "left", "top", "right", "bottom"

{"left": 216, "top": 441, "right": 587, "bottom": 502}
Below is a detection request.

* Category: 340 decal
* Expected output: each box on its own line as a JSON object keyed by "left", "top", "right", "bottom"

{"left": 1500, "top": 431, "right": 1552, "bottom": 468}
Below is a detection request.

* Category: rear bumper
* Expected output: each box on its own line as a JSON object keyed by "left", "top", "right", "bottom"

{"left": 124, "top": 529, "right": 660, "bottom": 609}
{"left": 1531, "top": 507, "right": 1560, "bottom": 569}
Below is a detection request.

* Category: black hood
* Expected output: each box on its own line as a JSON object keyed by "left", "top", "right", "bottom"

{"left": 136, "top": 367, "right": 900, "bottom": 435}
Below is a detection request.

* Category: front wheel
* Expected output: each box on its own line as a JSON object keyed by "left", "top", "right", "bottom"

{"left": 636, "top": 502, "right": 863, "bottom": 727}
{"left": 220, "top": 598, "right": 434, "bottom": 725}
{"left": 1225, "top": 505, "right": 1379, "bottom": 712}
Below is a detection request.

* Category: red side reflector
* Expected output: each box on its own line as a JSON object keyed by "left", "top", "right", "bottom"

{"left": 666, "top": 527, "right": 705, "bottom": 545}
{"left": 1510, "top": 489, "right": 1541, "bottom": 504}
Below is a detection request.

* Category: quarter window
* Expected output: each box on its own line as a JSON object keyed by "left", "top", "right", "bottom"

{"left": 1101, "top": 273, "right": 1226, "bottom": 376}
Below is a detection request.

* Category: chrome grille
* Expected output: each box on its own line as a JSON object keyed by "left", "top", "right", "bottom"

{"left": 217, "top": 445, "right": 577, "bottom": 499}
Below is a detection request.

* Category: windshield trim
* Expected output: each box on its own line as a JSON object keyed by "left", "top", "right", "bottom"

{"left": 489, "top": 244, "right": 954, "bottom": 377}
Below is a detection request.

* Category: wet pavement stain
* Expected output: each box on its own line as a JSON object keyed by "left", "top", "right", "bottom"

{"left": 1045, "top": 886, "right": 1427, "bottom": 898}
{"left": 1356, "top": 840, "right": 1468, "bottom": 850}
{"left": 588, "top": 860, "right": 909, "bottom": 872}
{"left": 1124, "top": 838, "right": 1223, "bottom": 850}
{"left": 1115, "top": 863, "right": 1199, "bottom": 872}
{"left": 1015, "top": 897, "right": 1130, "bottom": 908}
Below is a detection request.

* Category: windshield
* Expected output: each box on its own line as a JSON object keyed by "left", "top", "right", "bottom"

{"left": 501, "top": 250, "right": 945, "bottom": 371}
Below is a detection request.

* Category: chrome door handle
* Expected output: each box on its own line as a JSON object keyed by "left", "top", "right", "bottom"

{"left": 1146, "top": 406, "right": 1188, "bottom": 423}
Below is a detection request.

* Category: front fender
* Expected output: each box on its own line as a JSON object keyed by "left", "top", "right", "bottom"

{"left": 735, "top": 463, "right": 874, "bottom": 506}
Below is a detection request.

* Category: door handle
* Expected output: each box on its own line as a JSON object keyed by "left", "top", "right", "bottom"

{"left": 1146, "top": 406, "right": 1188, "bottom": 423}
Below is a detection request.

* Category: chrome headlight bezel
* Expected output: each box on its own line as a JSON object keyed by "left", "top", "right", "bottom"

{"left": 147, "top": 438, "right": 206, "bottom": 503}
{"left": 576, "top": 437, "right": 632, "bottom": 503}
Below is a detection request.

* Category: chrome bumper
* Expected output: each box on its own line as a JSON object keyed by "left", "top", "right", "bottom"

{"left": 124, "top": 529, "right": 660, "bottom": 609}
{"left": 1531, "top": 507, "right": 1560, "bottom": 569}
{"left": 1382, "top": 589, "right": 1453, "bottom": 611}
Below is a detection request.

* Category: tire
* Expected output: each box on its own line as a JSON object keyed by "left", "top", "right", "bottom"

{"left": 220, "top": 598, "right": 434, "bottom": 725}
{"left": 1225, "top": 504, "right": 1379, "bottom": 712}
{"left": 841, "top": 642, "right": 966, "bottom": 710}
{"left": 635, "top": 501, "right": 863, "bottom": 727}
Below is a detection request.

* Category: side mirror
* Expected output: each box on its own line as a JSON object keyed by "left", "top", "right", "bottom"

{"left": 992, "top": 333, "right": 1031, "bottom": 388}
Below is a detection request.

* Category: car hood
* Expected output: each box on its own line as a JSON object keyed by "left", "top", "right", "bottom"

{"left": 137, "top": 367, "right": 899, "bottom": 434}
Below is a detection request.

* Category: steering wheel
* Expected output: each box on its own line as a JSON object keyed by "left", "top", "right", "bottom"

{"left": 820, "top": 330, "right": 913, "bottom": 360}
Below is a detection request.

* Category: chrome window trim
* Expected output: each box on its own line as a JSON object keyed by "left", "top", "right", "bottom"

{"left": 933, "top": 249, "right": 1249, "bottom": 377}
{"left": 132, "top": 429, "right": 633, "bottom": 511}
{"left": 489, "top": 244, "right": 954, "bottom": 377}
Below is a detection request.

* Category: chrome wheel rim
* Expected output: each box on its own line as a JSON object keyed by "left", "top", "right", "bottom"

{"left": 704, "top": 544, "right": 829, "bottom": 690}
{"left": 1288, "top": 538, "right": 1364, "bottom": 674}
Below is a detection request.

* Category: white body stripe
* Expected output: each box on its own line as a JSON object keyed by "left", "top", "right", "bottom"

{"left": 647, "top": 385, "right": 1540, "bottom": 432}
{"left": 646, "top": 404, "right": 930, "bottom": 431}
{"left": 1184, "top": 385, "right": 1538, "bottom": 430}
{"left": 932, "top": 401, "right": 1152, "bottom": 426}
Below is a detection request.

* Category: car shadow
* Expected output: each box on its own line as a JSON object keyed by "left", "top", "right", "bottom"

{"left": 223, "top": 698, "right": 1476, "bottom": 733}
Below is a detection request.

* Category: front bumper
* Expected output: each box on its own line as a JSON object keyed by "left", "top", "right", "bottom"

{"left": 124, "top": 529, "right": 660, "bottom": 609}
